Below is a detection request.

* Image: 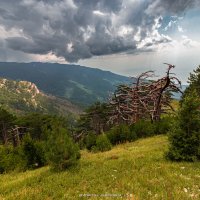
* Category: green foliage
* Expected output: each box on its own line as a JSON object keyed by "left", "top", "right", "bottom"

{"left": 106, "top": 119, "right": 170, "bottom": 147}
{"left": 77, "top": 102, "right": 111, "bottom": 135}
{"left": 16, "top": 113, "right": 69, "bottom": 141}
{"left": 167, "top": 91, "right": 200, "bottom": 161}
{"left": 154, "top": 117, "right": 172, "bottom": 135}
{"left": 107, "top": 124, "right": 136, "bottom": 145}
{"left": 0, "top": 111, "right": 80, "bottom": 173}
{"left": 182, "top": 65, "right": 200, "bottom": 103}
{"left": 77, "top": 138, "right": 86, "bottom": 150}
{"left": 130, "top": 120, "right": 155, "bottom": 138}
{"left": 45, "top": 128, "right": 80, "bottom": 171}
{"left": 84, "top": 131, "right": 112, "bottom": 152}
{"left": 0, "top": 146, "right": 25, "bottom": 173}
{"left": 187, "top": 65, "right": 200, "bottom": 95}
{"left": 94, "top": 134, "right": 112, "bottom": 152}
{"left": 167, "top": 126, "right": 200, "bottom": 161}
{"left": 0, "top": 107, "right": 15, "bottom": 124}
{"left": 16, "top": 114, "right": 44, "bottom": 140}
{"left": 0, "top": 134, "right": 47, "bottom": 173}
{"left": 20, "top": 134, "right": 46, "bottom": 168}
{"left": 167, "top": 66, "right": 200, "bottom": 161}
{"left": 85, "top": 132, "right": 97, "bottom": 150}
{"left": 0, "top": 107, "right": 16, "bottom": 145}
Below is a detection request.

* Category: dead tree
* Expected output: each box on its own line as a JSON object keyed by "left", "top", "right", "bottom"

{"left": 7, "top": 126, "right": 30, "bottom": 147}
{"left": 108, "top": 64, "right": 182, "bottom": 125}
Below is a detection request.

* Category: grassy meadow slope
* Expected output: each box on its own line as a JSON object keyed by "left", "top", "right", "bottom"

{"left": 0, "top": 135, "right": 199, "bottom": 200}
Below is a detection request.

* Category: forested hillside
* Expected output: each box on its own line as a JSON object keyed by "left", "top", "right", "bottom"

{"left": 0, "top": 62, "right": 131, "bottom": 106}
{"left": 0, "top": 78, "right": 81, "bottom": 115}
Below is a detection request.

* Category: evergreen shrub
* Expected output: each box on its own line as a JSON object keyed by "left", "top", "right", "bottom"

{"left": 94, "top": 134, "right": 112, "bottom": 152}
{"left": 107, "top": 124, "right": 136, "bottom": 145}
{"left": 46, "top": 128, "right": 80, "bottom": 171}
{"left": 167, "top": 91, "right": 200, "bottom": 161}
{"left": 85, "top": 132, "right": 97, "bottom": 150}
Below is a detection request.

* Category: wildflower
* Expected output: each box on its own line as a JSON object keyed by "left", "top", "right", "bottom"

{"left": 183, "top": 188, "right": 188, "bottom": 193}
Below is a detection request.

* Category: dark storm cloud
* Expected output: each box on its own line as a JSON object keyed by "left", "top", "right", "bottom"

{"left": 154, "top": 0, "right": 200, "bottom": 14}
{"left": 0, "top": 37, "right": 34, "bottom": 62}
{"left": 73, "top": 0, "right": 123, "bottom": 13}
{"left": 0, "top": 0, "right": 199, "bottom": 62}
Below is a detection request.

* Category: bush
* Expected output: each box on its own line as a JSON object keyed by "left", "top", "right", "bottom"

{"left": 94, "top": 134, "right": 112, "bottom": 152}
{"left": 130, "top": 120, "right": 155, "bottom": 138}
{"left": 85, "top": 132, "right": 97, "bottom": 150}
{"left": 107, "top": 124, "right": 136, "bottom": 145}
{"left": 167, "top": 125, "right": 200, "bottom": 161}
{"left": 106, "top": 118, "right": 170, "bottom": 147}
{"left": 45, "top": 128, "right": 80, "bottom": 171}
{"left": 167, "top": 91, "right": 200, "bottom": 161}
{"left": 0, "top": 134, "right": 47, "bottom": 173}
{"left": 0, "top": 146, "right": 26, "bottom": 173}
{"left": 20, "top": 134, "right": 46, "bottom": 169}
{"left": 77, "top": 138, "right": 86, "bottom": 150}
{"left": 154, "top": 117, "right": 172, "bottom": 135}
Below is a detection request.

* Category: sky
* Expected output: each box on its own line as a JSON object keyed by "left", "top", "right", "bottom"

{"left": 0, "top": 0, "right": 200, "bottom": 84}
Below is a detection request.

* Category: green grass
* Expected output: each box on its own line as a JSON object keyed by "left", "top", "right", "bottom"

{"left": 0, "top": 135, "right": 199, "bottom": 200}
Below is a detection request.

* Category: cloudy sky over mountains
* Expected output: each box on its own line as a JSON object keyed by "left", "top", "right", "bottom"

{"left": 0, "top": 0, "right": 200, "bottom": 83}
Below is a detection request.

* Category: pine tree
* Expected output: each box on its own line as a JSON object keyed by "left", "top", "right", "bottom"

{"left": 0, "top": 108, "right": 15, "bottom": 145}
{"left": 168, "top": 65, "right": 200, "bottom": 161}
{"left": 183, "top": 65, "right": 200, "bottom": 99}
{"left": 77, "top": 102, "right": 110, "bottom": 135}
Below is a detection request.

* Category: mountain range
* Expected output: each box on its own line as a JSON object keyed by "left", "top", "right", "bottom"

{"left": 0, "top": 62, "right": 130, "bottom": 107}
{"left": 0, "top": 62, "right": 186, "bottom": 114}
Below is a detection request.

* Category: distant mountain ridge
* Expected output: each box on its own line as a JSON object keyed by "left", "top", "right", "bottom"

{"left": 0, "top": 62, "right": 131, "bottom": 106}
{"left": 0, "top": 78, "right": 81, "bottom": 115}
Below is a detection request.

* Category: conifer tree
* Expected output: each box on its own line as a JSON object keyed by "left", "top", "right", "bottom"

{"left": 168, "top": 65, "right": 200, "bottom": 161}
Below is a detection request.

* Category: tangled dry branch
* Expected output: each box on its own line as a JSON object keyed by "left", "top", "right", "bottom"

{"left": 109, "top": 64, "right": 182, "bottom": 125}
